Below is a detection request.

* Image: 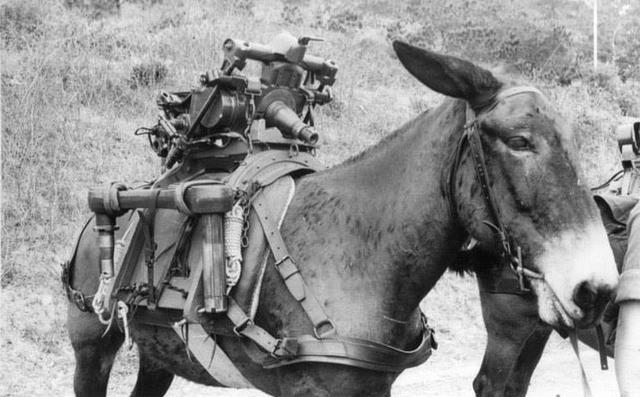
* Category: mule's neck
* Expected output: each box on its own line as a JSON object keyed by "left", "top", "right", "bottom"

{"left": 286, "top": 99, "right": 468, "bottom": 335}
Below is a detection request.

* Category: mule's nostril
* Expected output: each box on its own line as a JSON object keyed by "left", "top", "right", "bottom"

{"left": 573, "top": 281, "right": 598, "bottom": 312}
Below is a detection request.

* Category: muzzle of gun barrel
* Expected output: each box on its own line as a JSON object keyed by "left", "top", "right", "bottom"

{"left": 264, "top": 100, "right": 319, "bottom": 144}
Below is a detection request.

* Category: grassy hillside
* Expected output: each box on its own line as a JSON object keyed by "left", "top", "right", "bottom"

{"left": 1, "top": 0, "right": 638, "bottom": 395}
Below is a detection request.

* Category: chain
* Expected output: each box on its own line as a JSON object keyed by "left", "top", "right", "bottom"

{"left": 163, "top": 281, "right": 189, "bottom": 298}
{"left": 236, "top": 182, "right": 262, "bottom": 248}
{"left": 239, "top": 192, "right": 251, "bottom": 248}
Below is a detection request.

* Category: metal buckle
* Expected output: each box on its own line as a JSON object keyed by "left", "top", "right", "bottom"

{"left": 233, "top": 318, "right": 252, "bottom": 337}
{"left": 273, "top": 338, "right": 298, "bottom": 358}
{"left": 274, "top": 256, "right": 299, "bottom": 277}
{"left": 313, "top": 319, "right": 337, "bottom": 339}
{"left": 275, "top": 255, "right": 292, "bottom": 267}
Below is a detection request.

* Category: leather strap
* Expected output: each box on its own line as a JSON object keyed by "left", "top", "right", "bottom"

{"left": 595, "top": 324, "right": 609, "bottom": 370}
{"left": 252, "top": 193, "right": 337, "bottom": 338}
{"left": 138, "top": 208, "right": 158, "bottom": 309}
{"left": 569, "top": 331, "right": 595, "bottom": 397}
{"left": 450, "top": 88, "right": 547, "bottom": 294}
{"left": 62, "top": 216, "right": 96, "bottom": 312}
{"left": 263, "top": 315, "right": 435, "bottom": 372}
{"left": 227, "top": 150, "right": 324, "bottom": 191}
{"left": 226, "top": 297, "right": 298, "bottom": 357}
{"left": 477, "top": 263, "right": 534, "bottom": 296}
{"left": 171, "top": 321, "right": 254, "bottom": 388}
{"left": 494, "top": 86, "right": 545, "bottom": 102}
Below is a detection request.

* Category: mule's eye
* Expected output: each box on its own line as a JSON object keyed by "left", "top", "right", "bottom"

{"left": 506, "top": 136, "right": 532, "bottom": 151}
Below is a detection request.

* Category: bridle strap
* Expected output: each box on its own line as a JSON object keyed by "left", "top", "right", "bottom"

{"left": 494, "top": 86, "right": 545, "bottom": 102}
{"left": 464, "top": 106, "right": 508, "bottom": 234}
{"left": 450, "top": 87, "right": 546, "bottom": 292}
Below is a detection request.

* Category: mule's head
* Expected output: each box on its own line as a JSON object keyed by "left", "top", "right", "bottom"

{"left": 393, "top": 41, "right": 618, "bottom": 329}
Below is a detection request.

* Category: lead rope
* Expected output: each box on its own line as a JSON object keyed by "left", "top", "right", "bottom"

{"left": 569, "top": 331, "right": 595, "bottom": 397}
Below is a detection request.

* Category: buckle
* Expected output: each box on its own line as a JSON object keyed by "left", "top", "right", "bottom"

{"left": 273, "top": 338, "right": 298, "bottom": 358}
{"left": 313, "top": 319, "right": 337, "bottom": 339}
{"left": 275, "top": 255, "right": 293, "bottom": 268}
{"left": 233, "top": 318, "right": 252, "bottom": 337}
{"left": 275, "top": 256, "right": 299, "bottom": 279}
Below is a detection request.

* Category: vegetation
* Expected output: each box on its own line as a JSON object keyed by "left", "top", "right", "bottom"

{"left": 1, "top": 0, "right": 638, "bottom": 395}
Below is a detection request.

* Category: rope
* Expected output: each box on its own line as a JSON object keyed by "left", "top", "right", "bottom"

{"left": 590, "top": 170, "right": 624, "bottom": 191}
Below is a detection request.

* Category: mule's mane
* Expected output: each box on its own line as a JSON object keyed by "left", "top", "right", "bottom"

{"left": 334, "top": 109, "right": 433, "bottom": 168}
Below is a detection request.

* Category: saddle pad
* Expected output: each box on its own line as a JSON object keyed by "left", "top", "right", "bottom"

{"left": 233, "top": 175, "right": 296, "bottom": 318}
{"left": 173, "top": 175, "right": 296, "bottom": 387}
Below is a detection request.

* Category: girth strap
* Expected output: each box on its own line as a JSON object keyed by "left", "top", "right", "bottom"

{"left": 252, "top": 192, "right": 337, "bottom": 338}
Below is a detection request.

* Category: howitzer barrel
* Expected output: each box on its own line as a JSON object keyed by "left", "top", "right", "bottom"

{"left": 264, "top": 100, "right": 319, "bottom": 144}
{"left": 88, "top": 184, "right": 235, "bottom": 215}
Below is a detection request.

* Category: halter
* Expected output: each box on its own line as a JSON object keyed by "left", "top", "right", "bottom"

{"left": 450, "top": 86, "right": 546, "bottom": 293}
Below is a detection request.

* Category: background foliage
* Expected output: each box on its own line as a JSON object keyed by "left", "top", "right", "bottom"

{"left": 1, "top": 0, "right": 638, "bottom": 395}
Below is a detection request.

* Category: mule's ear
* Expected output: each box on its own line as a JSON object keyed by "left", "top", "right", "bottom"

{"left": 393, "top": 40, "right": 502, "bottom": 109}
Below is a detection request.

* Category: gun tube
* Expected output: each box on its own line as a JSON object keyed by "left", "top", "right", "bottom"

{"left": 264, "top": 100, "right": 319, "bottom": 144}
{"left": 95, "top": 213, "right": 117, "bottom": 280}
{"left": 201, "top": 214, "right": 227, "bottom": 313}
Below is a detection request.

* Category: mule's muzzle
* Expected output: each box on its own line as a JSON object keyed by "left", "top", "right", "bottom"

{"left": 572, "top": 281, "right": 613, "bottom": 328}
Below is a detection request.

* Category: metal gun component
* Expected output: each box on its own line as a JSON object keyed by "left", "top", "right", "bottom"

{"left": 201, "top": 214, "right": 227, "bottom": 313}
{"left": 140, "top": 32, "right": 337, "bottom": 168}
{"left": 264, "top": 100, "right": 319, "bottom": 144}
{"left": 88, "top": 182, "right": 235, "bottom": 315}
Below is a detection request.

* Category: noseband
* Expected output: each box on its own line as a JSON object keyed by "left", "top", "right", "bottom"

{"left": 450, "top": 86, "right": 546, "bottom": 293}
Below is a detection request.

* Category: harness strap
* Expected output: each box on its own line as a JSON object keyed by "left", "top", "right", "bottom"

{"left": 62, "top": 216, "right": 96, "bottom": 312}
{"left": 138, "top": 208, "right": 158, "bottom": 309}
{"left": 263, "top": 315, "right": 435, "bottom": 372}
{"left": 450, "top": 89, "right": 547, "bottom": 293}
{"left": 477, "top": 262, "right": 533, "bottom": 296}
{"left": 494, "top": 86, "right": 545, "bottom": 102}
{"left": 595, "top": 324, "right": 609, "bottom": 370}
{"left": 464, "top": 107, "right": 507, "bottom": 234}
{"left": 226, "top": 297, "right": 298, "bottom": 357}
{"left": 569, "top": 331, "right": 595, "bottom": 397}
{"left": 252, "top": 192, "right": 337, "bottom": 338}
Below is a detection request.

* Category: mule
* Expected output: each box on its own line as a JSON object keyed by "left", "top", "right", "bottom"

{"left": 65, "top": 41, "right": 619, "bottom": 397}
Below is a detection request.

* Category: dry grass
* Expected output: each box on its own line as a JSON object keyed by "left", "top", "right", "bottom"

{"left": 1, "top": 0, "right": 638, "bottom": 395}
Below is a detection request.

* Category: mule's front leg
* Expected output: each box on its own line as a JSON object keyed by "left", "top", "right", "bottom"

{"left": 473, "top": 285, "right": 551, "bottom": 397}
